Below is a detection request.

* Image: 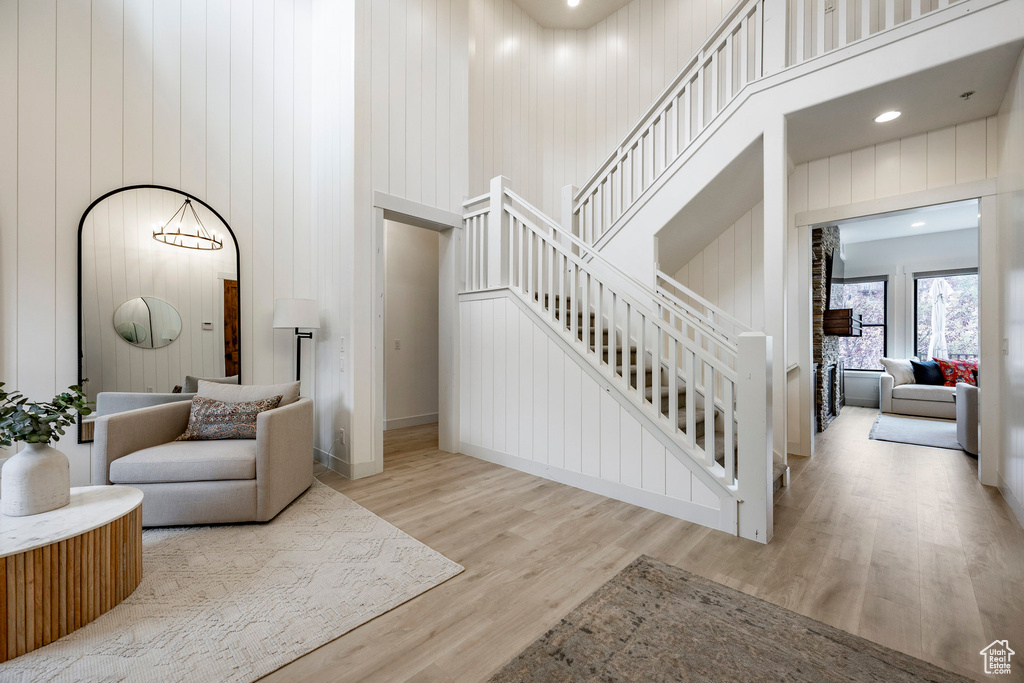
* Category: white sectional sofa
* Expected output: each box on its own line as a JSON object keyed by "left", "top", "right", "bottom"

{"left": 879, "top": 373, "right": 956, "bottom": 419}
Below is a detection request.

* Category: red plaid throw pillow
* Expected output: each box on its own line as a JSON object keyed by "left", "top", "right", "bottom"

{"left": 933, "top": 358, "right": 977, "bottom": 387}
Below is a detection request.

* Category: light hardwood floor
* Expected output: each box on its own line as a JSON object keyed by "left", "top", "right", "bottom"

{"left": 266, "top": 407, "right": 1024, "bottom": 682}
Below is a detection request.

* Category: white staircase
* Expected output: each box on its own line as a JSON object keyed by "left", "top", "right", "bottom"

{"left": 457, "top": 0, "right": 1010, "bottom": 541}
{"left": 461, "top": 178, "right": 773, "bottom": 543}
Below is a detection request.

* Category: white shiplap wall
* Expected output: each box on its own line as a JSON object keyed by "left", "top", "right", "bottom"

{"left": 470, "top": 0, "right": 740, "bottom": 216}
{"left": 459, "top": 293, "right": 725, "bottom": 526}
{"left": 366, "top": 0, "right": 471, "bottom": 215}
{"left": 0, "top": 0, "right": 314, "bottom": 484}
{"left": 996, "top": 49, "right": 1024, "bottom": 526}
{"left": 671, "top": 201, "right": 765, "bottom": 331}
{"left": 80, "top": 189, "right": 237, "bottom": 401}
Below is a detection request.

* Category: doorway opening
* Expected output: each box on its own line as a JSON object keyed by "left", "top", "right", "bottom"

{"left": 383, "top": 220, "right": 441, "bottom": 455}
{"left": 810, "top": 198, "right": 982, "bottom": 466}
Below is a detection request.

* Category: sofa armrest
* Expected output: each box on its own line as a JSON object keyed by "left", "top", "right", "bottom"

{"left": 956, "top": 382, "right": 979, "bottom": 455}
{"left": 255, "top": 397, "right": 314, "bottom": 521}
{"left": 879, "top": 373, "right": 894, "bottom": 413}
{"left": 93, "top": 401, "right": 192, "bottom": 485}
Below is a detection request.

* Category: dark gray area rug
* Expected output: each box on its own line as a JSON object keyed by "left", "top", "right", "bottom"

{"left": 869, "top": 413, "right": 963, "bottom": 451}
{"left": 490, "top": 555, "right": 968, "bottom": 683}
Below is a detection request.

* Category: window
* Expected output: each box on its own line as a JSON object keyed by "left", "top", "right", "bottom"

{"left": 830, "top": 278, "right": 887, "bottom": 370}
{"left": 915, "top": 270, "right": 979, "bottom": 361}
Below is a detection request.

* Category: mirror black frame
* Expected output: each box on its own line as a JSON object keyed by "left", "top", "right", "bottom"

{"left": 77, "top": 185, "right": 242, "bottom": 444}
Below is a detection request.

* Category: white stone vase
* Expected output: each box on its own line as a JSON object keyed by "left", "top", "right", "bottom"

{"left": 1, "top": 442, "right": 71, "bottom": 517}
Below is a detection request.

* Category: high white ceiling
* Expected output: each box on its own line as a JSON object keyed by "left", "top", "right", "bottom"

{"left": 514, "top": 0, "right": 633, "bottom": 29}
{"left": 787, "top": 42, "right": 1023, "bottom": 164}
{"left": 836, "top": 199, "right": 979, "bottom": 244}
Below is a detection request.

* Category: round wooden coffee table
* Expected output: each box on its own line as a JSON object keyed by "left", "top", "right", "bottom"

{"left": 0, "top": 485, "right": 143, "bottom": 662}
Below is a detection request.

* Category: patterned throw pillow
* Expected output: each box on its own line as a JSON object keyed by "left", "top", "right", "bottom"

{"left": 933, "top": 358, "right": 978, "bottom": 387}
{"left": 176, "top": 395, "right": 282, "bottom": 441}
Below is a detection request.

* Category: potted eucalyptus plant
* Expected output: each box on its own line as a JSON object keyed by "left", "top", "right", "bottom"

{"left": 0, "top": 382, "right": 93, "bottom": 517}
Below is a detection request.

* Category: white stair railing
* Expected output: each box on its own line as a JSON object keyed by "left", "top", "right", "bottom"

{"left": 572, "top": 0, "right": 763, "bottom": 246}
{"left": 570, "top": 0, "right": 969, "bottom": 248}
{"left": 462, "top": 178, "right": 773, "bottom": 542}
{"left": 655, "top": 269, "right": 751, "bottom": 351}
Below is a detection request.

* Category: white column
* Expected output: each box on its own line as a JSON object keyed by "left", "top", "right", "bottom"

{"left": 763, "top": 115, "right": 788, "bottom": 466}
{"left": 978, "top": 193, "right": 1000, "bottom": 486}
{"left": 738, "top": 331, "right": 772, "bottom": 543}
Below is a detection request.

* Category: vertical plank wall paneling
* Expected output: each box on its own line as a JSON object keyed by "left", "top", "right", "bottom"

{"left": 366, "top": 0, "right": 471, "bottom": 215}
{"left": 459, "top": 295, "right": 723, "bottom": 524}
{"left": 470, "top": 0, "right": 737, "bottom": 216}
{"left": 0, "top": 0, "right": 314, "bottom": 483}
{"left": 996, "top": 50, "right": 1024, "bottom": 524}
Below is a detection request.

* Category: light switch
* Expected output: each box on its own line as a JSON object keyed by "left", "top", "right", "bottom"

{"left": 1003, "top": 338, "right": 1009, "bottom": 355}
{"left": 340, "top": 337, "right": 345, "bottom": 352}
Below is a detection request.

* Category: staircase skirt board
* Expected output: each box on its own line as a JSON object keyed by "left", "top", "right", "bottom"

{"left": 459, "top": 290, "right": 736, "bottom": 534}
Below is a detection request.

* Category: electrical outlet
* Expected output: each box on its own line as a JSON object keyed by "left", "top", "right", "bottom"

{"left": 340, "top": 337, "right": 346, "bottom": 352}
{"left": 339, "top": 357, "right": 346, "bottom": 372}
{"left": 824, "top": 0, "right": 835, "bottom": 10}
{"left": 339, "top": 428, "right": 346, "bottom": 445}
{"left": 394, "top": 339, "right": 401, "bottom": 350}
{"left": 146, "top": 387, "right": 154, "bottom": 393}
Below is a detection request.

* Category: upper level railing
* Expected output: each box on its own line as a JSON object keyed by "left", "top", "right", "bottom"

{"left": 570, "top": 0, "right": 967, "bottom": 248}
{"left": 790, "top": 0, "right": 964, "bottom": 65}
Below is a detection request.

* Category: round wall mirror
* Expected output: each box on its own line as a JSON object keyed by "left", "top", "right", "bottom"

{"left": 113, "top": 296, "right": 182, "bottom": 348}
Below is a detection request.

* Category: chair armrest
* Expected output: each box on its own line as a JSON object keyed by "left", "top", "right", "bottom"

{"left": 96, "top": 392, "right": 194, "bottom": 417}
{"left": 879, "top": 373, "right": 894, "bottom": 413}
{"left": 255, "top": 397, "right": 314, "bottom": 520}
{"left": 93, "top": 401, "right": 192, "bottom": 485}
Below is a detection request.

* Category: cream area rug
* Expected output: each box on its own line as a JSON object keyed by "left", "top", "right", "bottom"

{"left": 0, "top": 481, "right": 463, "bottom": 682}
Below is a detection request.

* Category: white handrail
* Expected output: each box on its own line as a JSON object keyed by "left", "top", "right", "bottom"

{"left": 505, "top": 188, "right": 739, "bottom": 359}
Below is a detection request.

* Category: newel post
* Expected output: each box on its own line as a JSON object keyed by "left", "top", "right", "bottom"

{"left": 737, "top": 331, "right": 773, "bottom": 544}
{"left": 488, "top": 176, "right": 510, "bottom": 288}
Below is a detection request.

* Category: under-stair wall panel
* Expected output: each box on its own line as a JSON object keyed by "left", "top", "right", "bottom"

{"left": 459, "top": 293, "right": 725, "bottom": 526}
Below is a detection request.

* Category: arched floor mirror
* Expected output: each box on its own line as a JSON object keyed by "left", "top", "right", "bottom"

{"left": 77, "top": 185, "right": 242, "bottom": 443}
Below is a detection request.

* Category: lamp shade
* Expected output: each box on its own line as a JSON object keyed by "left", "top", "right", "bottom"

{"left": 273, "top": 299, "right": 320, "bottom": 329}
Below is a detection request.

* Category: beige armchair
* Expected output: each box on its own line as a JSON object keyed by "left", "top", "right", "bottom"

{"left": 93, "top": 398, "right": 313, "bottom": 527}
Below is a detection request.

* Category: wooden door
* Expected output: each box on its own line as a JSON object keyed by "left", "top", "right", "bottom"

{"left": 224, "top": 280, "right": 240, "bottom": 376}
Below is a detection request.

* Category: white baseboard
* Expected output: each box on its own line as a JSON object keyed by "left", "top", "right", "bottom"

{"left": 384, "top": 413, "right": 439, "bottom": 430}
{"left": 460, "top": 442, "right": 725, "bottom": 531}
{"left": 314, "top": 448, "right": 382, "bottom": 480}
{"left": 998, "top": 472, "right": 1024, "bottom": 531}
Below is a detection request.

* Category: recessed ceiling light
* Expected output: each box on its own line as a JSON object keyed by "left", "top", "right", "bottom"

{"left": 911, "top": 221, "right": 926, "bottom": 227}
{"left": 874, "top": 111, "right": 901, "bottom": 123}
{"left": 568, "top": 0, "right": 580, "bottom": 6}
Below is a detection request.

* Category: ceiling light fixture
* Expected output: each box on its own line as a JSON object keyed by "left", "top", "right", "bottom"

{"left": 152, "top": 198, "right": 224, "bottom": 251}
{"left": 874, "top": 111, "right": 901, "bottom": 123}
{"left": 911, "top": 221, "right": 926, "bottom": 227}
{"left": 568, "top": 0, "right": 580, "bottom": 6}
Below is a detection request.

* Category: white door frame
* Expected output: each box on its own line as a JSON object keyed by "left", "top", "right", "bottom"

{"left": 795, "top": 178, "right": 998, "bottom": 486}
{"left": 372, "top": 192, "right": 462, "bottom": 471}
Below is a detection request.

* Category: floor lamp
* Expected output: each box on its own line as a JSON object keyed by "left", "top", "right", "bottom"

{"left": 273, "top": 299, "right": 320, "bottom": 383}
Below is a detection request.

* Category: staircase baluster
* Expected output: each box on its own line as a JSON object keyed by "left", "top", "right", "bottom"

{"left": 705, "top": 363, "right": 716, "bottom": 468}
{"left": 669, "top": 340, "right": 679, "bottom": 436}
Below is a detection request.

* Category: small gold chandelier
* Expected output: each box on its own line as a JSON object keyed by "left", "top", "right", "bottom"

{"left": 152, "top": 198, "right": 223, "bottom": 251}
